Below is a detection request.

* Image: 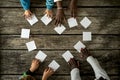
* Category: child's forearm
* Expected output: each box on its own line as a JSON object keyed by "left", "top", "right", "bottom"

{"left": 20, "top": 0, "right": 30, "bottom": 10}
{"left": 42, "top": 77, "right": 47, "bottom": 80}
{"left": 26, "top": 69, "right": 34, "bottom": 76}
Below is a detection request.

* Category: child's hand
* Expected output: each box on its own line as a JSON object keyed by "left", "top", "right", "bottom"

{"left": 42, "top": 67, "right": 54, "bottom": 80}
{"left": 69, "top": 0, "right": 77, "bottom": 18}
{"left": 23, "top": 10, "right": 32, "bottom": 19}
{"left": 29, "top": 59, "right": 40, "bottom": 72}
{"left": 55, "top": 9, "right": 66, "bottom": 26}
{"left": 44, "top": 9, "right": 53, "bottom": 18}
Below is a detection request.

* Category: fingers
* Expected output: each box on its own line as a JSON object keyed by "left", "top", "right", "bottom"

{"left": 44, "top": 67, "right": 49, "bottom": 72}
{"left": 48, "top": 68, "right": 54, "bottom": 74}
{"left": 45, "top": 67, "right": 54, "bottom": 74}
{"left": 68, "top": 58, "right": 76, "bottom": 65}
{"left": 24, "top": 13, "right": 32, "bottom": 19}
{"left": 81, "top": 48, "right": 88, "bottom": 54}
{"left": 32, "top": 58, "right": 40, "bottom": 64}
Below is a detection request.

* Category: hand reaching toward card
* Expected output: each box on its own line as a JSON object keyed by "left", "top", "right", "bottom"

{"left": 55, "top": 9, "right": 66, "bottom": 26}
{"left": 79, "top": 48, "right": 91, "bottom": 60}
{"left": 69, "top": 0, "right": 77, "bottom": 18}
{"left": 44, "top": 9, "right": 53, "bottom": 18}
{"left": 42, "top": 67, "right": 54, "bottom": 80}
{"left": 23, "top": 10, "right": 33, "bottom": 19}
{"left": 30, "top": 59, "right": 40, "bottom": 72}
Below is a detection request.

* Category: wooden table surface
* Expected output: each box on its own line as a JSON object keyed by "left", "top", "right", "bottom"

{"left": 0, "top": 0, "right": 120, "bottom": 80}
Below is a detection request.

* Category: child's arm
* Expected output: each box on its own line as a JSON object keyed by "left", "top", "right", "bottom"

{"left": 20, "top": 0, "right": 32, "bottom": 18}
{"left": 44, "top": 0, "right": 54, "bottom": 17}
{"left": 20, "top": 0, "right": 30, "bottom": 10}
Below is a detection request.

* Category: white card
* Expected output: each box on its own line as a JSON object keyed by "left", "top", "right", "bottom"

{"left": 21, "top": 29, "right": 30, "bottom": 38}
{"left": 83, "top": 32, "right": 92, "bottom": 41}
{"left": 41, "top": 14, "right": 52, "bottom": 25}
{"left": 74, "top": 41, "right": 86, "bottom": 53}
{"left": 26, "top": 41, "right": 37, "bottom": 52}
{"left": 80, "top": 17, "right": 92, "bottom": 29}
{"left": 35, "top": 50, "right": 47, "bottom": 62}
{"left": 68, "top": 17, "right": 78, "bottom": 28}
{"left": 54, "top": 24, "right": 66, "bottom": 34}
{"left": 62, "top": 50, "right": 74, "bottom": 62}
{"left": 48, "top": 60, "right": 60, "bottom": 71}
{"left": 27, "top": 14, "right": 38, "bottom": 26}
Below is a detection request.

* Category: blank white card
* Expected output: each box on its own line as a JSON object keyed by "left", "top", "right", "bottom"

{"left": 62, "top": 50, "right": 74, "bottom": 62}
{"left": 83, "top": 32, "right": 92, "bottom": 41}
{"left": 74, "top": 41, "right": 86, "bottom": 53}
{"left": 54, "top": 24, "right": 66, "bottom": 34}
{"left": 35, "top": 50, "right": 47, "bottom": 62}
{"left": 67, "top": 17, "right": 78, "bottom": 28}
{"left": 41, "top": 14, "right": 52, "bottom": 25}
{"left": 48, "top": 60, "right": 60, "bottom": 71}
{"left": 26, "top": 41, "right": 37, "bottom": 52}
{"left": 27, "top": 14, "right": 38, "bottom": 26}
{"left": 21, "top": 29, "right": 30, "bottom": 38}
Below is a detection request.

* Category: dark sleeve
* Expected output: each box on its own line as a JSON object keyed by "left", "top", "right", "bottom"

{"left": 26, "top": 69, "right": 34, "bottom": 76}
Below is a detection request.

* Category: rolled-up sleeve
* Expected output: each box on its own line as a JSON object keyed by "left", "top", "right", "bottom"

{"left": 20, "top": 0, "right": 30, "bottom": 10}
{"left": 46, "top": 0, "right": 54, "bottom": 10}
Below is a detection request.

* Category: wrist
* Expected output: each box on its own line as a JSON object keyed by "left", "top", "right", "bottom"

{"left": 42, "top": 76, "right": 48, "bottom": 80}
{"left": 29, "top": 67, "right": 35, "bottom": 72}
{"left": 25, "top": 10, "right": 30, "bottom": 12}
{"left": 57, "top": 7, "right": 63, "bottom": 9}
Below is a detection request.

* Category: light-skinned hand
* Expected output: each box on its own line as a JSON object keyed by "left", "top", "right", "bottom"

{"left": 42, "top": 67, "right": 54, "bottom": 80}
{"left": 29, "top": 59, "right": 40, "bottom": 72}
{"left": 44, "top": 9, "right": 53, "bottom": 18}
{"left": 23, "top": 10, "right": 33, "bottom": 19}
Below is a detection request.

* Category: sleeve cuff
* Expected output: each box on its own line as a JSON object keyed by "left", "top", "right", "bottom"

{"left": 54, "top": 0, "right": 62, "bottom": 2}
{"left": 26, "top": 69, "right": 34, "bottom": 76}
{"left": 23, "top": 7, "right": 30, "bottom": 10}
{"left": 46, "top": 6, "right": 53, "bottom": 10}
{"left": 87, "top": 56, "right": 94, "bottom": 62}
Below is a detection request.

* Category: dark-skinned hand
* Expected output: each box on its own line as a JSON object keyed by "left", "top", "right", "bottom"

{"left": 69, "top": 0, "right": 77, "bottom": 18}
{"left": 54, "top": 9, "right": 66, "bottom": 26}
{"left": 79, "top": 48, "right": 91, "bottom": 60}
{"left": 68, "top": 58, "right": 80, "bottom": 70}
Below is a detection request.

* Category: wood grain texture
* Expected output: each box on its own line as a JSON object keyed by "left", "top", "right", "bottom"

{"left": 0, "top": 35, "right": 120, "bottom": 50}
{"left": 0, "top": 50, "right": 120, "bottom": 74}
{"left": 0, "top": 0, "right": 120, "bottom": 79}
{"left": 0, "top": 8, "right": 120, "bottom": 35}
{"left": 0, "top": 75, "right": 120, "bottom": 80}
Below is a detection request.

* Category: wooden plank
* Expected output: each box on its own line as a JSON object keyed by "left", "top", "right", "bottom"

{"left": 0, "top": 75, "right": 120, "bottom": 80}
{"left": 0, "top": 0, "right": 120, "bottom": 7}
{"left": 0, "top": 50, "right": 120, "bottom": 74}
{"left": 0, "top": 35, "right": 120, "bottom": 50}
{"left": 0, "top": 8, "right": 120, "bottom": 35}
